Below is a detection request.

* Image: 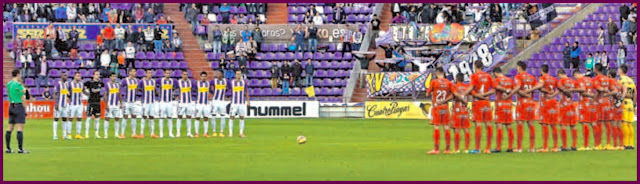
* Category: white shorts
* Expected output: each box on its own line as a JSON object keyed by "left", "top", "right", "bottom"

{"left": 105, "top": 107, "right": 123, "bottom": 119}
{"left": 194, "top": 104, "right": 212, "bottom": 118}
{"left": 68, "top": 105, "right": 84, "bottom": 118}
{"left": 142, "top": 103, "right": 158, "bottom": 117}
{"left": 158, "top": 102, "right": 177, "bottom": 118}
{"left": 178, "top": 103, "right": 194, "bottom": 117}
{"left": 211, "top": 101, "right": 228, "bottom": 115}
{"left": 123, "top": 102, "right": 141, "bottom": 116}
{"left": 53, "top": 105, "right": 69, "bottom": 118}
{"left": 230, "top": 104, "right": 247, "bottom": 117}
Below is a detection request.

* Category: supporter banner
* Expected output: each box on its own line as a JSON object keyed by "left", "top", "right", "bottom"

{"left": 207, "top": 24, "right": 360, "bottom": 42}
{"left": 13, "top": 23, "right": 173, "bottom": 40}
{"left": 245, "top": 101, "right": 319, "bottom": 118}
{"left": 3, "top": 101, "right": 105, "bottom": 119}
{"left": 445, "top": 22, "right": 515, "bottom": 82}
{"left": 364, "top": 101, "right": 430, "bottom": 119}
{"left": 387, "top": 22, "right": 504, "bottom": 44}
{"left": 366, "top": 72, "right": 432, "bottom": 97}
{"left": 527, "top": 3, "right": 557, "bottom": 30}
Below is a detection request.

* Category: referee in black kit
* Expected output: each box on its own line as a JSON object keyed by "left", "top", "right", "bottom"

{"left": 6, "top": 69, "right": 30, "bottom": 154}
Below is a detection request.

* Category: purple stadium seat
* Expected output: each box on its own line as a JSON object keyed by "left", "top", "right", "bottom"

{"left": 275, "top": 52, "right": 285, "bottom": 60}
{"left": 330, "top": 61, "right": 340, "bottom": 69}
{"left": 292, "top": 88, "right": 301, "bottom": 95}
{"left": 314, "top": 52, "right": 324, "bottom": 60}
{"left": 304, "top": 52, "right": 313, "bottom": 60}
{"left": 170, "top": 61, "right": 180, "bottom": 69}
{"left": 146, "top": 52, "right": 155, "bottom": 59}
{"left": 261, "top": 44, "right": 269, "bottom": 52}
{"left": 334, "top": 78, "right": 344, "bottom": 86}
{"left": 333, "top": 52, "right": 342, "bottom": 60}
{"left": 336, "top": 70, "right": 346, "bottom": 77}
{"left": 285, "top": 52, "right": 295, "bottom": 60}
{"left": 156, "top": 52, "right": 166, "bottom": 59}
{"left": 320, "top": 61, "right": 330, "bottom": 69}
{"left": 323, "top": 79, "right": 332, "bottom": 86}
{"left": 295, "top": 52, "right": 304, "bottom": 60}
{"left": 137, "top": 52, "right": 146, "bottom": 59}
{"left": 316, "top": 70, "right": 326, "bottom": 77}
{"left": 250, "top": 61, "right": 260, "bottom": 69}
{"left": 279, "top": 44, "right": 288, "bottom": 52}
{"left": 313, "top": 79, "right": 323, "bottom": 86}
{"left": 273, "top": 88, "right": 283, "bottom": 95}
{"left": 49, "top": 69, "right": 60, "bottom": 77}
{"left": 265, "top": 52, "right": 275, "bottom": 60}
{"left": 175, "top": 52, "right": 184, "bottom": 60}
{"left": 327, "top": 70, "right": 336, "bottom": 77}
{"left": 25, "top": 78, "right": 35, "bottom": 87}
{"left": 324, "top": 52, "right": 333, "bottom": 60}
{"left": 343, "top": 52, "right": 353, "bottom": 60}
{"left": 179, "top": 62, "right": 188, "bottom": 69}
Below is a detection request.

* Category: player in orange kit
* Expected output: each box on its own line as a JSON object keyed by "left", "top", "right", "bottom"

{"left": 463, "top": 61, "right": 494, "bottom": 154}
{"left": 426, "top": 67, "right": 455, "bottom": 155}
{"left": 451, "top": 73, "right": 472, "bottom": 154}
{"left": 488, "top": 67, "right": 516, "bottom": 153}
{"left": 592, "top": 63, "right": 614, "bottom": 150}
{"left": 556, "top": 69, "right": 578, "bottom": 151}
{"left": 513, "top": 61, "right": 538, "bottom": 153}
{"left": 528, "top": 64, "right": 560, "bottom": 152}
{"left": 574, "top": 70, "right": 598, "bottom": 151}
{"left": 608, "top": 70, "right": 625, "bottom": 150}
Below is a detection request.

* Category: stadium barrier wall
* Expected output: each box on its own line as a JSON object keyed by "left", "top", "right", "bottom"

{"left": 13, "top": 23, "right": 174, "bottom": 40}
{"left": 206, "top": 24, "right": 360, "bottom": 43}
{"left": 364, "top": 101, "right": 536, "bottom": 120}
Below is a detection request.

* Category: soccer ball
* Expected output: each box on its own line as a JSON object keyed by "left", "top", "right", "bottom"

{"left": 297, "top": 136, "right": 307, "bottom": 144}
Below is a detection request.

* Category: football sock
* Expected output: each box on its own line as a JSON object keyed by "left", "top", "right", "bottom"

{"left": 239, "top": 119, "right": 245, "bottom": 135}
{"left": 444, "top": 129, "right": 451, "bottom": 150}
{"left": 121, "top": 119, "right": 127, "bottom": 135}
{"left": 159, "top": 119, "right": 164, "bottom": 136}
{"left": 561, "top": 128, "right": 567, "bottom": 148}
{"left": 605, "top": 123, "right": 612, "bottom": 145}
{"left": 94, "top": 119, "right": 100, "bottom": 135}
{"left": 454, "top": 131, "right": 460, "bottom": 150}
{"left": 542, "top": 125, "right": 549, "bottom": 149}
{"left": 131, "top": 119, "right": 138, "bottom": 135}
{"left": 76, "top": 120, "right": 82, "bottom": 135}
{"left": 474, "top": 126, "right": 481, "bottom": 150}
{"left": 551, "top": 125, "right": 558, "bottom": 149}
{"left": 5, "top": 131, "right": 11, "bottom": 150}
{"left": 627, "top": 123, "right": 635, "bottom": 146}
{"left": 176, "top": 119, "right": 181, "bottom": 136}
{"left": 114, "top": 120, "right": 120, "bottom": 136}
{"left": 186, "top": 119, "right": 192, "bottom": 135}
{"left": 211, "top": 117, "right": 216, "bottom": 133}
{"left": 496, "top": 126, "right": 503, "bottom": 150}
{"left": 517, "top": 124, "right": 524, "bottom": 149}
{"left": 228, "top": 119, "right": 234, "bottom": 135}
{"left": 65, "top": 121, "right": 71, "bottom": 136}
{"left": 595, "top": 123, "right": 602, "bottom": 146}
{"left": 149, "top": 119, "right": 155, "bottom": 135}
{"left": 104, "top": 120, "right": 109, "bottom": 137}
{"left": 507, "top": 127, "right": 514, "bottom": 150}
{"left": 140, "top": 119, "right": 146, "bottom": 135}
{"left": 621, "top": 122, "right": 629, "bottom": 146}
{"left": 220, "top": 116, "right": 226, "bottom": 133}
{"left": 167, "top": 119, "right": 173, "bottom": 135}
{"left": 571, "top": 128, "right": 578, "bottom": 148}
{"left": 53, "top": 120, "right": 58, "bottom": 138}
{"left": 195, "top": 120, "right": 200, "bottom": 135}
{"left": 16, "top": 131, "right": 23, "bottom": 150}
{"left": 434, "top": 129, "right": 440, "bottom": 151}
{"left": 486, "top": 125, "right": 493, "bottom": 150}
{"left": 464, "top": 131, "right": 471, "bottom": 150}
{"left": 85, "top": 118, "right": 91, "bottom": 137}
{"left": 203, "top": 119, "right": 209, "bottom": 134}
{"left": 528, "top": 124, "right": 535, "bottom": 149}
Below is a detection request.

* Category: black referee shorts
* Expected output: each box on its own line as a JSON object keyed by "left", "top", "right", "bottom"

{"left": 86, "top": 103, "right": 101, "bottom": 117}
{"left": 8, "top": 103, "right": 26, "bottom": 124}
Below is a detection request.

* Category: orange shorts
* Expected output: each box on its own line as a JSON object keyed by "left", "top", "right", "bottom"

{"left": 495, "top": 101, "right": 514, "bottom": 124}
{"left": 612, "top": 106, "right": 623, "bottom": 121}
{"left": 578, "top": 101, "right": 597, "bottom": 123}
{"left": 431, "top": 105, "right": 451, "bottom": 126}
{"left": 597, "top": 100, "right": 611, "bottom": 121}
{"left": 452, "top": 111, "right": 471, "bottom": 129}
{"left": 516, "top": 100, "right": 537, "bottom": 121}
{"left": 472, "top": 100, "right": 493, "bottom": 122}
{"left": 560, "top": 104, "right": 577, "bottom": 126}
{"left": 541, "top": 99, "right": 559, "bottom": 124}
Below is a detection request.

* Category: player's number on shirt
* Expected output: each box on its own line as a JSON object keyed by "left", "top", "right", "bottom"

{"left": 436, "top": 91, "right": 447, "bottom": 102}
{"left": 524, "top": 84, "right": 532, "bottom": 90}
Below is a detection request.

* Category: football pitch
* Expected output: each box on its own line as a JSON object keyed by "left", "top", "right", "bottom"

{"left": 3, "top": 118, "right": 637, "bottom": 181}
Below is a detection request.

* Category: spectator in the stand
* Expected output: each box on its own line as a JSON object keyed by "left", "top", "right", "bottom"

{"left": 292, "top": 59, "right": 303, "bottom": 88}
{"left": 376, "top": 62, "right": 392, "bottom": 72}
{"left": 281, "top": 61, "right": 292, "bottom": 83}
{"left": 19, "top": 50, "right": 33, "bottom": 81}
{"left": 597, "top": 26, "right": 605, "bottom": 45}
{"left": 109, "top": 50, "right": 119, "bottom": 75}
{"left": 125, "top": 42, "right": 136, "bottom": 69}
{"left": 134, "top": 4, "right": 144, "bottom": 23}
{"left": 407, "top": 6, "right": 418, "bottom": 24}
{"left": 305, "top": 59, "right": 315, "bottom": 87}
{"left": 562, "top": 42, "right": 572, "bottom": 69}
{"left": 153, "top": 24, "right": 165, "bottom": 53}
{"left": 391, "top": 13, "right": 407, "bottom": 24}
{"left": 66, "top": 3, "right": 77, "bottom": 22}
{"left": 68, "top": 26, "right": 79, "bottom": 50}
{"left": 308, "top": 4, "right": 318, "bottom": 16}
{"left": 235, "top": 40, "right": 248, "bottom": 68}
{"left": 303, "top": 12, "right": 313, "bottom": 24}
{"left": 607, "top": 18, "right": 618, "bottom": 45}
{"left": 353, "top": 30, "right": 363, "bottom": 51}
{"left": 102, "top": 3, "right": 111, "bottom": 23}
{"left": 435, "top": 11, "right": 448, "bottom": 24}
{"left": 620, "top": 3, "right": 630, "bottom": 25}
{"left": 282, "top": 73, "right": 291, "bottom": 95}
{"left": 393, "top": 48, "right": 408, "bottom": 71}
{"left": 124, "top": 26, "right": 136, "bottom": 45}
{"left": 220, "top": 3, "right": 231, "bottom": 24}
{"left": 570, "top": 42, "right": 581, "bottom": 69}
{"left": 241, "top": 26, "right": 252, "bottom": 42}
{"left": 100, "top": 50, "right": 111, "bottom": 74}
{"left": 238, "top": 14, "right": 248, "bottom": 24}
{"left": 212, "top": 25, "right": 223, "bottom": 53}
{"left": 601, "top": 51, "right": 609, "bottom": 75}
{"left": 102, "top": 23, "right": 115, "bottom": 50}
{"left": 354, "top": 53, "right": 376, "bottom": 88}
{"left": 617, "top": 41, "right": 627, "bottom": 67}
{"left": 96, "top": 33, "right": 104, "bottom": 50}
{"left": 36, "top": 3, "right": 49, "bottom": 23}
{"left": 32, "top": 48, "right": 45, "bottom": 62}
{"left": 270, "top": 61, "right": 280, "bottom": 88}
{"left": 117, "top": 51, "right": 125, "bottom": 71}
{"left": 246, "top": 36, "right": 257, "bottom": 61}
{"left": 135, "top": 27, "right": 145, "bottom": 51}
{"left": 489, "top": 3, "right": 502, "bottom": 23}
{"left": 86, "top": 3, "right": 98, "bottom": 23}
{"left": 22, "top": 35, "right": 35, "bottom": 51}
{"left": 172, "top": 33, "right": 183, "bottom": 52}
{"left": 43, "top": 87, "right": 52, "bottom": 100}
{"left": 144, "top": 8, "right": 154, "bottom": 23}
{"left": 594, "top": 51, "right": 601, "bottom": 65}
{"left": 371, "top": 14, "right": 381, "bottom": 37}
{"left": 230, "top": 15, "right": 239, "bottom": 24}
{"left": 620, "top": 17, "right": 630, "bottom": 45}
{"left": 379, "top": 44, "right": 394, "bottom": 59}
{"left": 35, "top": 55, "right": 49, "bottom": 90}
{"left": 55, "top": 26, "right": 69, "bottom": 54}
{"left": 313, "top": 12, "right": 324, "bottom": 25}
{"left": 157, "top": 16, "right": 168, "bottom": 24}
{"left": 223, "top": 27, "right": 235, "bottom": 52}
{"left": 55, "top": 4, "right": 67, "bottom": 22}
{"left": 188, "top": 4, "right": 199, "bottom": 31}
{"left": 585, "top": 53, "right": 594, "bottom": 77}
{"left": 341, "top": 25, "right": 354, "bottom": 54}
{"left": 307, "top": 25, "right": 318, "bottom": 52}
{"left": 163, "top": 39, "right": 173, "bottom": 52}
{"left": 333, "top": 4, "right": 345, "bottom": 24}
{"left": 76, "top": 4, "right": 87, "bottom": 23}
{"left": 422, "top": 4, "right": 440, "bottom": 24}
{"left": 218, "top": 55, "right": 230, "bottom": 79}
{"left": 144, "top": 26, "right": 155, "bottom": 51}
{"left": 114, "top": 24, "right": 125, "bottom": 51}
{"left": 253, "top": 26, "right": 263, "bottom": 52}
{"left": 293, "top": 25, "right": 306, "bottom": 52}
{"left": 629, "top": 17, "right": 636, "bottom": 44}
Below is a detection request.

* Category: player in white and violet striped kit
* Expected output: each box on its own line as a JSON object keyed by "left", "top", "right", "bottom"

{"left": 139, "top": 69, "right": 159, "bottom": 138}
{"left": 121, "top": 68, "right": 141, "bottom": 138}
{"left": 229, "top": 70, "right": 250, "bottom": 138}
{"left": 177, "top": 70, "right": 195, "bottom": 138}
{"left": 53, "top": 72, "right": 70, "bottom": 140}
{"left": 157, "top": 70, "right": 176, "bottom": 138}
{"left": 68, "top": 72, "right": 85, "bottom": 139}
{"left": 194, "top": 71, "right": 212, "bottom": 138}
{"left": 210, "top": 70, "right": 228, "bottom": 137}
{"left": 104, "top": 72, "right": 123, "bottom": 139}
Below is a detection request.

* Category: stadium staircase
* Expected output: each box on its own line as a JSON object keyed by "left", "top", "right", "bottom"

{"left": 500, "top": 3, "right": 602, "bottom": 72}
{"left": 164, "top": 3, "right": 211, "bottom": 77}
{"left": 266, "top": 3, "right": 288, "bottom": 24}
{"left": 3, "top": 45, "right": 15, "bottom": 84}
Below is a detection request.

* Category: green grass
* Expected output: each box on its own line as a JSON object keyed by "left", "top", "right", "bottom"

{"left": 3, "top": 118, "right": 637, "bottom": 181}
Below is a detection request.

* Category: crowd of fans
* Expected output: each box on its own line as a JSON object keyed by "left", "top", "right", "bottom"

{"left": 4, "top": 3, "right": 169, "bottom": 24}
{"left": 182, "top": 3, "right": 268, "bottom": 28}
{"left": 388, "top": 3, "right": 520, "bottom": 25}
